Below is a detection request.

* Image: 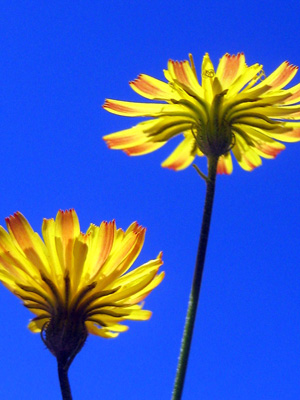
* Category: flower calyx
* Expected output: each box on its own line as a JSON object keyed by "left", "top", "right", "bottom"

{"left": 41, "top": 310, "right": 88, "bottom": 371}
{"left": 192, "top": 90, "right": 234, "bottom": 157}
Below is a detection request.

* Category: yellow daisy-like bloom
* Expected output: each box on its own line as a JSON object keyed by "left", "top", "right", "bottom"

{"left": 0, "top": 210, "right": 163, "bottom": 362}
{"left": 103, "top": 52, "right": 300, "bottom": 174}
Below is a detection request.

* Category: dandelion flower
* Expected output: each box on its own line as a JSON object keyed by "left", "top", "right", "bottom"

{"left": 0, "top": 210, "right": 164, "bottom": 368}
{"left": 103, "top": 53, "right": 300, "bottom": 174}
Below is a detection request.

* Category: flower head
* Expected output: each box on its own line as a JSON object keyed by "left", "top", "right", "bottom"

{"left": 103, "top": 53, "right": 300, "bottom": 174}
{"left": 0, "top": 210, "right": 164, "bottom": 366}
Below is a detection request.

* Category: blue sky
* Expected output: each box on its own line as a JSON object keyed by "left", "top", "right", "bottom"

{"left": 1, "top": 1, "right": 300, "bottom": 399}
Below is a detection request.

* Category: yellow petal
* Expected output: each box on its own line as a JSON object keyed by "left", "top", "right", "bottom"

{"left": 234, "top": 105, "right": 300, "bottom": 119}
{"left": 124, "top": 141, "right": 166, "bottom": 156}
{"left": 54, "top": 209, "right": 80, "bottom": 274}
{"left": 110, "top": 253, "right": 163, "bottom": 289}
{"left": 96, "top": 266, "right": 163, "bottom": 306}
{"left": 281, "top": 82, "right": 300, "bottom": 104}
{"left": 256, "top": 123, "right": 300, "bottom": 142}
{"left": 99, "top": 228, "right": 144, "bottom": 279}
{"left": 141, "top": 117, "right": 193, "bottom": 142}
{"left": 167, "top": 59, "right": 204, "bottom": 98}
{"left": 85, "top": 321, "right": 119, "bottom": 338}
{"left": 217, "top": 152, "right": 233, "bottom": 174}
{"left": 0, "top": 227, "right": 37, "bottom": 281}
{"left": 242, "top": 126, "right": 286, "bottom": 158}
{"left": 5, "top": 213, "right": 49, "bottom": 277}
{"left": 71, "top": 234, "right": 89, "bottom": 293}
{"left": 0, "top": 268, "right": 19, "bottom": 290}
{"left": 201, "top": 53, "right": 215, "bottom": 103}
{"left": 227, "top": 63, "right": 263, "bottom": 97}
{"left": 104, "top": 124, "right": 167, "bottom": 155}
{"left": 103, "top": 126, "right": 149, "bottom": 149}
{"left": 216, "top": 53, "right": 246, "bottom": 89}
{"left": 28, "top": 317, "right": 49, "bottom": 333}
{"left": 126, "top": 272, "right": 165, "bottom": 304}
{"left": 232, "top": 134, "right": 262, "bottom": 171}
{"left": 88, "top": 315, "right": 129, "bottom": 330}
{"left": 100, "top": 228, "right": 146, "bottom": 286}
{"left": 42, "top": 218, "right": 64, "bottom": 285}
{"left": 103, "top": 99, "right": 193, "bottom": 118}
{"left": 104, "top": 117, "right": 193, "bottom": 150}
{"left": 119, "top": 307, "right": 152, "bottom": 321}
{"left": 161, "top": 135, "right": 197, "bottom": 170}
{"left": 252, "top": 61, "right": 298, "bottom": 92}
{"left": 130, "top": 74, "right": 180, "bottom": 101}
{"left": 82, "top": 221, "right": 115, "bottom": 282}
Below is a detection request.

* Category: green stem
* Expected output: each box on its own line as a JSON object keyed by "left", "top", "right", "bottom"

{"left": 172, "top": 156, "right": 219, "bottom": 400}
{"left": 57, "top": 357, "right": 73, "bottom": 400}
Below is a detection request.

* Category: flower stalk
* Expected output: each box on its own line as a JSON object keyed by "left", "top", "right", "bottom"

{"left": 57, "top": 357, "right": 72, "bottom": 400}
{"left": 172, "top": 156, "right": 218, "bottom": 400}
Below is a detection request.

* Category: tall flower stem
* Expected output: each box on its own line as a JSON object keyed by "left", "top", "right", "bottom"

{"left": 172, "top": 156, "right": 219, "bottom": 400}
{"left": 57, "top": 357, "right": 73, "bottom": 400}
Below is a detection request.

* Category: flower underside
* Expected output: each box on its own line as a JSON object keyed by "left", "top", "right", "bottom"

{"left": 0, "top": 210, "right": 164, "bottom": 342}
{"left": 103, "top": 52, "right": 300, "bottom": 174}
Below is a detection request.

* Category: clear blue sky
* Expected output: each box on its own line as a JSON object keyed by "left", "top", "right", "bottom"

{"left": 1, "top": 1, "right": 300, "bottom": 399}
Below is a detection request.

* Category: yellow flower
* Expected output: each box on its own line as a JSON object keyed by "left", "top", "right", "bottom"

{"left": 0, "top": 210, "right": 164, "bottom": 362}
{"left": 103, "top": 53, "right": 300, "bottom": 174}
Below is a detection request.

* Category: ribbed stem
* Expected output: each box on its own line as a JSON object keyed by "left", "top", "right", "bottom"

{"left": 172, "top": 156, "right": 218, "bottom": 400}
{"left": 57, "top": 357, "right": 73, "bottom": 400}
